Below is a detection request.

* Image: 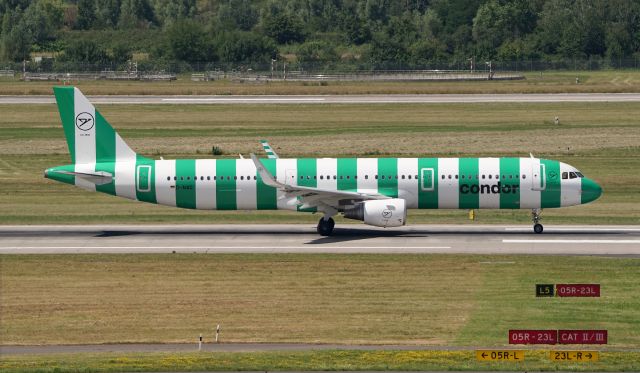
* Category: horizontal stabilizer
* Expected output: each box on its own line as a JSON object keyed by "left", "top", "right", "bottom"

{"left": 55, "top": 170, "right": 113, "bottom": 185}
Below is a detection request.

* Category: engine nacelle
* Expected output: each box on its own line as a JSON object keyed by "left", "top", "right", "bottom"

{"left": 343, "top": 199, "right": 407, "bottom": 228}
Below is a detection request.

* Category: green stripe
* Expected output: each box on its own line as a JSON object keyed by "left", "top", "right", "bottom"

{"left": 53, "top": 87, "right": 75, "bottom": 163}
{"left": 541, "top": 159, "right": 561, "bottom": 208}
{"left": 95, "top": 162, "right": 116, "bottom": 196}
{"left": 256, "top": 159, "right": 277, "bottom": 210}
{"left": 458, "top": 158, "right": 479, "bottom": 209}
{"left": 215, "top": 159, "right": 237, "bottom": 210}
{"left": 377, "top": 158, "right": 398, "bottom": 198}
{"left": 418, "top": 158, "right": 438, "bottom": 209}
{"left": 136, "top": 155, "right": 157, "bottom": 204}
{"left": 175, "top": 159, "right": 196, "bottom": 209}
{"left": 46, "top": 165, "right": 75, "bottom": 185}
{"left": 94, "top": 112, "right": 116, "bottom": 195}
{"left": 95, "top": 111, "right": 115, "bottom": 163}
{"left": 337, "top": 158, "right": 357, "bottom": 191}
{"left": 499, "top": 158, "right": 520, "bottom": 209}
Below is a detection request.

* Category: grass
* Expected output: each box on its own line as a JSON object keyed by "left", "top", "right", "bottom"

{"left": 2, "top": 350, "right": 640, "bottom": 372}
{"left": 2, "top": 70, "right": 640, "bottom": 95}
{"left": 0, "top": 101, "right": 638, "bottom": 225}
{"left": 1, "top": 254, "right": 639, "bottom": 347}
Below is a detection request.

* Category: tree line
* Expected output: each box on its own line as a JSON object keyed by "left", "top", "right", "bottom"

{"left": 1, "top": 0, "right": 639, "bottom": 70}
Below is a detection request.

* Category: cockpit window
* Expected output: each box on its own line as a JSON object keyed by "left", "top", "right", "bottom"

{"left": 562, "top": 172, "right": 568, "bottom": 180}
{"left": 569, "top": 172, "right": 577, "bottom": 179}
{"left": 575, "top": 172, "right": 584, "bottom": 178}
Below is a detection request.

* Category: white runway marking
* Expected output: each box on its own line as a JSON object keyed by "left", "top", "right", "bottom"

{"left": 505, "top": 227, "right": 640, "bottom": 232}
{"left": 162, "top": 98, "right": 326, "bottom": 102}
{"left": 0, "top": 246, "right": 452, "bottom": 251}
{"left": 503, "top": 239, "right": 640, "bottom": 244}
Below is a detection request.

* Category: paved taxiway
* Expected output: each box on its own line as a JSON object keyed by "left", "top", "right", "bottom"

{"left": 4, "top": 93, "right": 640, "bottom": 105}
{"left": 0, "top": 225, "right": 638, "bottom": 255}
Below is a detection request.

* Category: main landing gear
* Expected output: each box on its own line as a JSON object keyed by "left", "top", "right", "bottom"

{"left": 317, "top": 217, "right": 335, "bottom": 236}
{"left": 532, "top": 209, "right": 543, "bottom": 234}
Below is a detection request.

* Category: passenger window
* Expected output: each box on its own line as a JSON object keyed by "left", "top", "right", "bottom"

{"left": 448, "top": 175, "right": 451, "bottom": 179}
{"left": 522, "top": 175, "right": 526, "bottom": 179}
{"left": 482, "top": 175, "right": 485, "bottom": 179}
{"left": 488, "top": 175, "right": 492, "bottom": 179}
{"left": 461, "top": 175, "right": 465, "bottom": 179}
{"left": 166, "top": 176, "right": 170, "bottom": 181}
{"left": 241, "top": 176, "right": 244, "bottom": 180}
{"left": 455, "top": 175, "right": 458, "bottom": 179}
{"left": 381, "top": 175, "right": 385, "bottom": 179}
{"left": 401, "top": 175, "right": 405, "bottom": 180}
{"left": 320, "top": 175, "right": 324, "bottom": 180}
{"left": 375, "top": 175, "right": 378, "bottom": 180}
{"left": 562, "top": 172, "right": 568, "bottom": 179}
{"left": 441, "top": 175, "right": 445, "bottom": 180}
{"left": 365, "top": 175, "right": 368, "bottom": 180}
{"left": 207, "top": 176, "right": 210, "bottom": 181}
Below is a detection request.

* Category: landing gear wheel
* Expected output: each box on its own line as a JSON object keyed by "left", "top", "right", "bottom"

{"left": 317, "top": 217, "right": 335, "bottom": 236}
{"left": 531, "top": 209, "right": 543, "bottom": 234}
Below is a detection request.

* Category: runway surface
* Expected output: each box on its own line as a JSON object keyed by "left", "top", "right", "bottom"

{"left": 4, "top": 93, "right": 640, "bottom": 104}
{"left": 1, "top": 224, "right": 639, "bottom": 255}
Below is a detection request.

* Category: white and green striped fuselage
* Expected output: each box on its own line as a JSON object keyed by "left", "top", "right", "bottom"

{"left": 45, "top": 86, "right": 602, "bottom": 233}
{"left": 48, "top": 156, "right": 599, "bottom": 211}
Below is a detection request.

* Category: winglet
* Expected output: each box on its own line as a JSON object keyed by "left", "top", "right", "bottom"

{"left": 250, "top": 153, "right": 284, "bottom": 189}
{"left": 530, "top": 153, "right": 535, "bottom": 159}
{"left": 260, "top": 140, "right": 279, "bottom": 159}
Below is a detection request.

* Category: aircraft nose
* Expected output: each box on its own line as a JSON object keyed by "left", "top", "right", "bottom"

{"left": 581, "top": 178, "right": 602, "bottom": 204}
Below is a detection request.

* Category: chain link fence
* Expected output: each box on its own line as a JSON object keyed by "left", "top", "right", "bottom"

{"left": 1, "top": 57, "right": 639, "bottom": 81}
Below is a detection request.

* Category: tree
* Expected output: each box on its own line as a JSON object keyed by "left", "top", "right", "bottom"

{"left": 77, "top": 0, "right": 96, "bottom": 29}
{"left": 262, "top": 13, "right": 305, "bottom": 44}
{"left": 215, "top": 31, "right": 276, "bottom": 64}
{"left": 118, "top": 0, "right": 155, "bottom": 28}
{"left": 95, "top": 0, "right": 121, "bottom": 28}
{"left": 152, "top": 0, "right": 196, "bottom": 27}
{"left": 217, "top": 0, "right": 258, "bottom": 31}
{"left": 61, "top": 39, "right": 109, "bottom": 64}
{"left": 166, "top": 19, "right": 213, "bottom": 63}
{"left": 297, "top": 40, "right": 338, "bottom": 63}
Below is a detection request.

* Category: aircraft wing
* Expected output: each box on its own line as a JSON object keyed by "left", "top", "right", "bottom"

{"left": 251, "top": 153, "right": 388, "bottom": 211}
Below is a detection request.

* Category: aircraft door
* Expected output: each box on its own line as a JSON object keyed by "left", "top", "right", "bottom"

{"left": 136, "top": 165, "right": 151, "bottom": 192}
{"left": 531, "top": 159, "right": 545, "bottom": 191}
{"left": 420, "top": 168, "right": 434, "bottom": 191}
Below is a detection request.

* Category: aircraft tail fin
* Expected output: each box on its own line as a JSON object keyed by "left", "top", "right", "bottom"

{"left": 53, "top": 86, "right": 137, "bottom": 164}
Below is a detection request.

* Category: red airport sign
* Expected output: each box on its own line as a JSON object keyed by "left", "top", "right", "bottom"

{"left": 556, "top": 284, "right": 600, "bottom": 297}
{"left": 558, "top": 330, "right": 608, "bottom": 344}
{"left": 509, "top": 330, "right": 557, "bottom": 345}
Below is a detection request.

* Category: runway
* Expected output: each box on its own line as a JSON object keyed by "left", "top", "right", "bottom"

{"left": 1, "top": 225, "right": 639, "bottom": 255}
{"left": 3, "top": 93, "right": 640, "bottom": 104}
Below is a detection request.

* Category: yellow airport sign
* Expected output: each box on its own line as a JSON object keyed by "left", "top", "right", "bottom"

{"left": 476, "top": 350, "right": 525, "bottom": 361}
{"left": 550, "top": 351, "right": 599, "bottom": 362}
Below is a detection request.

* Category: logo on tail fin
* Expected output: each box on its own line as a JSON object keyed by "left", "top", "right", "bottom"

{"left": 75, "top": 112, "right": 94, "bottom": 131}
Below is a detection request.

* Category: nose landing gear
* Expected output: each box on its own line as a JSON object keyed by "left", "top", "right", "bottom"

{"left": 532, "top": 209, "right": 543, "bottom": 234}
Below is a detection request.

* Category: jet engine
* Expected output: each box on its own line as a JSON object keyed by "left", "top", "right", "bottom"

{"left": 343, "top": 199, "right": 407, "bottom": 227}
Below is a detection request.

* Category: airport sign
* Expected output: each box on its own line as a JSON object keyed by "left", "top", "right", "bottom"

{"left": 556, "top": 284, "right": 600, "bottom": 297}
{"left": 550, "top": 351, "right": 599, "bottom": 362}
{"left": 509, "top": 330, "right": 557, "bottom": 344}
{"left": 558, "top": 330, "right": 608, "bottom": 344}
{"left": 535, "top": 284, "right": 554, "bottom": 297}
{"left": 476, "top": 350, "right": 525, "bottom": 361}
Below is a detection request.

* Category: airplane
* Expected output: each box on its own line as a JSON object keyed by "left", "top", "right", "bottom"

{"left": 45, "top": 87, "right": 602, "bottom": 236}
